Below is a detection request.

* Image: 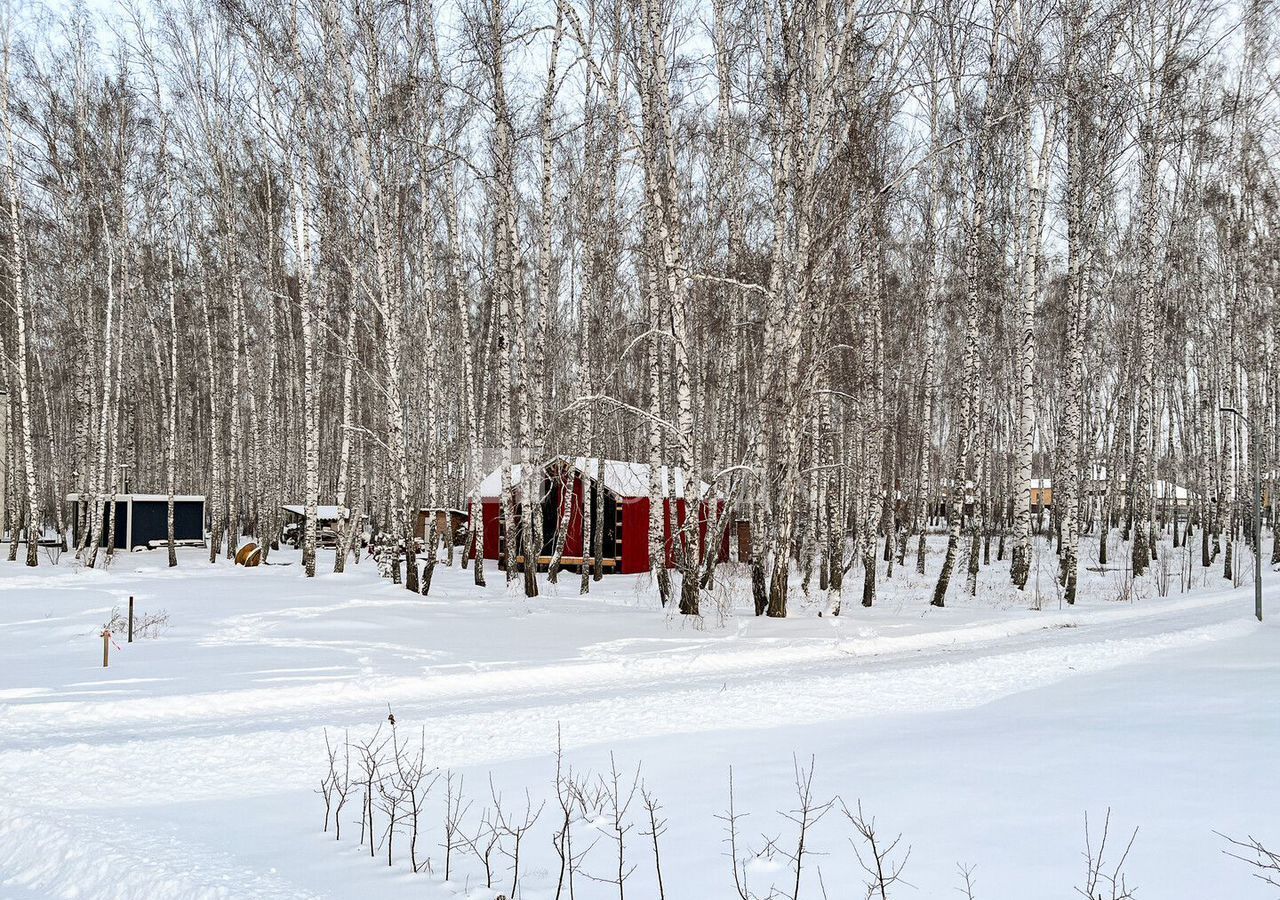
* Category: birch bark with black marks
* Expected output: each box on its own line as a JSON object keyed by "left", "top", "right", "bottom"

{"left": 2, "top": 30, "right": 40, "bottom": 566}
{"left": 934, "top": 2, "right": 1004, "bottom": 607}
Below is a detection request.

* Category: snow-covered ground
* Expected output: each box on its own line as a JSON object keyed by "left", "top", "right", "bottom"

{"left": 0, "top": 537, "right": 1276, "bottom": 899}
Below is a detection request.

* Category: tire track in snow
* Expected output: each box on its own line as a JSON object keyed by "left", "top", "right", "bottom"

{"left": 0, "top": 586, "right": 1247, "bottom": 749}
{"left": 0, "top": 616, "right": 1253, "bottom": 814}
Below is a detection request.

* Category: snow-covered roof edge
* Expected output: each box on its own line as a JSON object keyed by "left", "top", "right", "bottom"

{"left": 478, "top": 457, "right": 715, "bottom": 501}
{"left": 65, "top": 494, "right": 205, "bottom": 503}
{"left": 281, "top": 504, "right": 349, "bottom": 519}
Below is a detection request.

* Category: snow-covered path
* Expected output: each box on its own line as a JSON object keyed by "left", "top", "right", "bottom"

{"left": 1, "top": 547, "right": 1276, "bottom": 899}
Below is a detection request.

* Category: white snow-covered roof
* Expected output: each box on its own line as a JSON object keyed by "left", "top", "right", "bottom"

{"left": 65, "top": 493, "right": 205, "bottom": 503}
{"left": 1152, "top": 480, "right": 1195, "bottom": 501}
{"left": 1030, "top": 478, "right": 1051, "bottom": 490}
{"left": 281, "top": 504, "right": 348, "bottom": 520}
{"left": 478, "top": 457, "right": 712, "bottom": 500}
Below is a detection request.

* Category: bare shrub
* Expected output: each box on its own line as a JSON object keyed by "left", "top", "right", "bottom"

{"left": 1154, "top": 544, "right": 1172, "bottom": 597}
{"left": 352, "top": 726, "right": 388, "bottom": 858}
{"left": 332, "top": 732, "right": 352, "bottom": 841}
{"left": 551, "top": 742, "right": 597, "bottom": 898}
{"left": 103, "top": 605, "right": 169, "bottom": 639}
{"left": 314, "top": 722, "right": 1173, "bottom": 900}
{"left": 493, "top": 778, "right": 545, "bottom": 898}
{"left": 376, "top": 754, "right": 406, "bottom": 867}
{"left": 844, "top": 799, "right": 910, "bottom": 899}
{"left": 581, "top": 753, "right": 641, "bottom": 898}
{"left": 443, "top": 770, "right": 470, "bottom": 881}
{"left": 318, "top": 729, "right": 339, "bottom": 834}
{"left": 719, "top": 761, "right": 835, "bottom": 900}
{"left": 463, "top": 807, "right": 502, "bottom": 890}
{"left": 783, "top": 758, "right": 835, "bottom": 900}
{"left": 718, "top": 767, "right": 754, "bottom": 900}
{"left": 1218, "top": 832, "right": 1280, "bottom": 889}
{"left": 1077, "top": 809, "right": 1138, "bottom": 900}
{"left": 641, "top": 786, "right": 668, "bottom": 900}
{"left": 389, "top": 722, "right": 439, "bottom": 873}
{"left": 1111, "top": 563, "right": 1135, "bottom": 604}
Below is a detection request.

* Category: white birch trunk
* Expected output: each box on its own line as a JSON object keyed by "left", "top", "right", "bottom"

{"left": 1010, "top": 93, "right": 1056, "bottom": 589}
{"left": 293, "top": 171, "right": 320, "bottom": 578}
{"left": 2, "top": 40, "right": 39, "bottom": 566}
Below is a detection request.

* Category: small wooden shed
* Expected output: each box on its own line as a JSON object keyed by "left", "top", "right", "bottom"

{"left": 67, "top": 494, "right": 206, "bottom": 551}
{"left": 1030, "top": 478, "right": 1053, "bottom": 509}
{"left": 415, "top": 507, "right": 468, "bottom": 543}
{"left": 280, "top": 504, "right": 350, "bottom": 548}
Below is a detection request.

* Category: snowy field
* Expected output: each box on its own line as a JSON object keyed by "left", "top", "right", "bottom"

{"left": 0, "top": 537, "right": 1277, "bottom": 899}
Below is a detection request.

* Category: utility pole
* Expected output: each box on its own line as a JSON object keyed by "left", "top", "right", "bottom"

{"left": 1221, "top": 407, "right": 1263, "bottom": 621}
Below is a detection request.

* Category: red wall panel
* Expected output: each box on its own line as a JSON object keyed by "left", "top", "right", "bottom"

{"left": 620, "top": 497, "right": 650, "bottom": 573}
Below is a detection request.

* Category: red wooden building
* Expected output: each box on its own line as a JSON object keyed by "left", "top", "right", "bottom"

{"left": 471, "top": 457, "right": 730, "bottom": 574}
